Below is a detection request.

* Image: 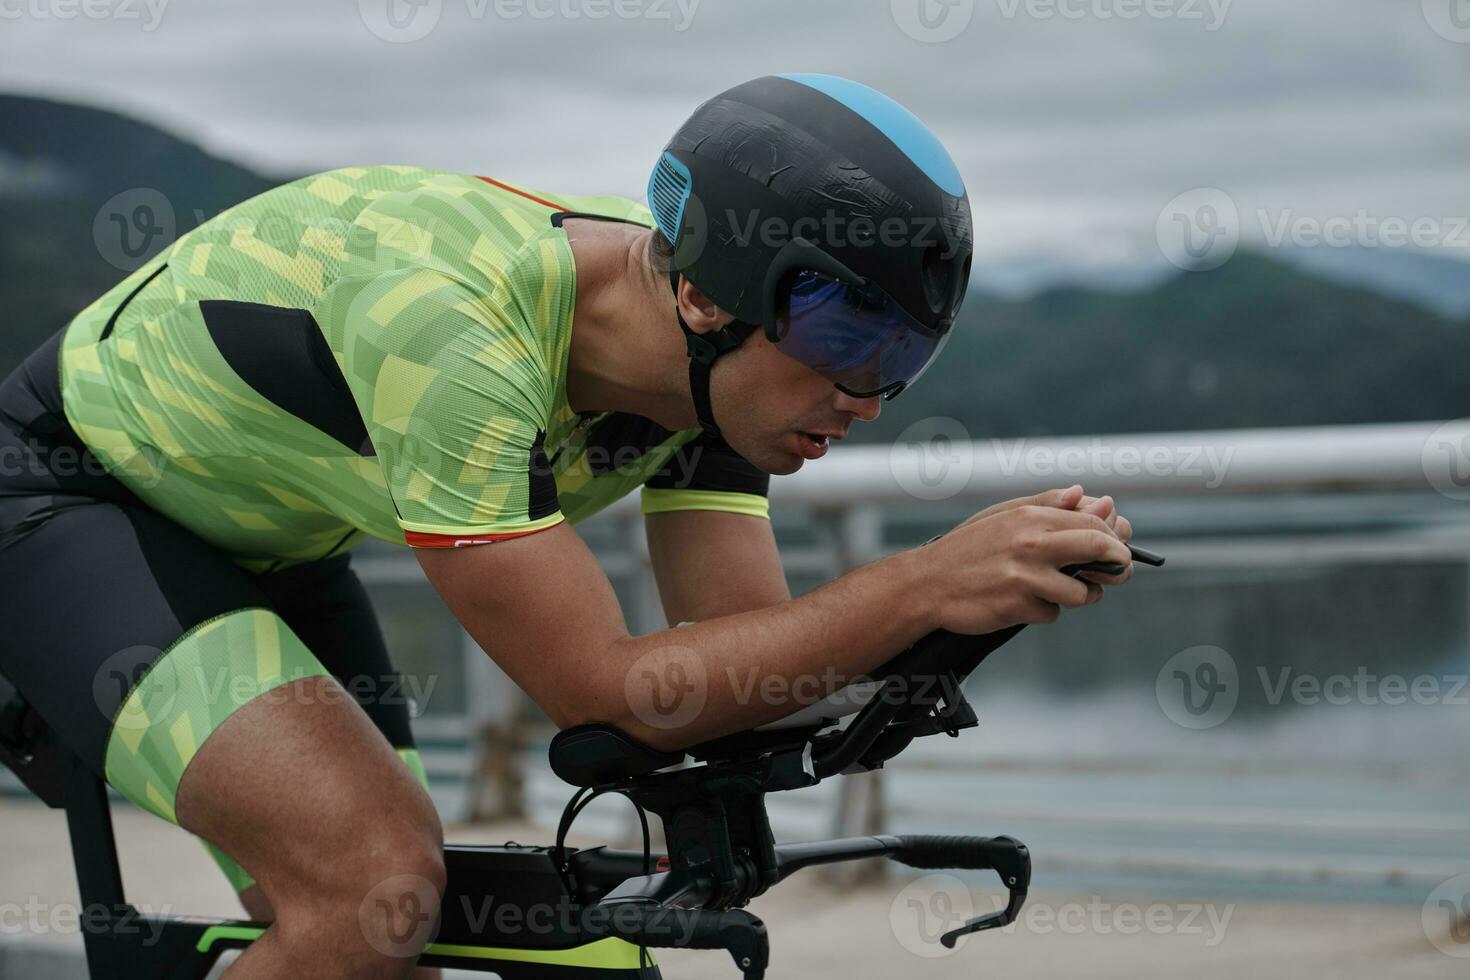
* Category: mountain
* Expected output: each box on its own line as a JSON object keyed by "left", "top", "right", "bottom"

{"left": 0, "top": 93, "right": 282, "bottom": 369}
{"left": 1, "top": 93, "right": 1465, "bottom": 440}
{"left": 1273, "top": 244, "right": 1470, "bottom": 321}
{"left": 859, "top": 251, "right": 1470, "bottom": 442}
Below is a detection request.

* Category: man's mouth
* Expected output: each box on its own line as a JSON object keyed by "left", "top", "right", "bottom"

{"left": 796, "top": 431, "right": 835, "bottom": 460}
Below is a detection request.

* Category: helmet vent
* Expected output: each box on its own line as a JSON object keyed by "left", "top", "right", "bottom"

{"left": 648, "top": 152, "right": 692, "bottom": 245}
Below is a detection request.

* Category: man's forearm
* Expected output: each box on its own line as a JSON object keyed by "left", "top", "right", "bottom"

{"left": 569, "top": 548, "right": 936, "bottom": 751}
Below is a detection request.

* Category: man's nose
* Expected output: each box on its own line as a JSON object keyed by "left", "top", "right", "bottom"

{"left": 833, "top": 389, "right": 881, "bottom": 422}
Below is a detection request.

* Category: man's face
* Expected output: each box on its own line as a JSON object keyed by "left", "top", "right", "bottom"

{"left": 710, "top": 331, "right": 881, "bottom": 475}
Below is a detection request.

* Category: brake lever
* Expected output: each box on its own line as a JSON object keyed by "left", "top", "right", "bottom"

{"left": 938, "top": 835, "right": 1030, "bottom": 948}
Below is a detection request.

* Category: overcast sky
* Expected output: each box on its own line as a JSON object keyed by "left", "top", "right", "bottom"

{"left": 3, "top": 0, "right": 1468, "bottom": 276}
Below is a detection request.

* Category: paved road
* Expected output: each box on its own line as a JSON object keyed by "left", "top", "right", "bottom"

{"left": 2, "top": 796, "right": 1465, "bottom": 979}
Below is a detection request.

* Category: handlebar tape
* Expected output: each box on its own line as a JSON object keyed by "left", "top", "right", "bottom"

{"left": 888, "top": 835, "right": 1028, "bottom": 878}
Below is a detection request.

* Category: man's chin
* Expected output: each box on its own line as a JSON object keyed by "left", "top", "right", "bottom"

{"left": 741, "top": 445, "right": 804, "bottom": 477}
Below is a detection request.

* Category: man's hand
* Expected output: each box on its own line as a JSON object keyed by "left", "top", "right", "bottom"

{"left": 958, "top": 484, "right": 1133, "bottom": 587}
{"left": 962, "top": 484, "right": 1132, "bottom": 540}
{"left": 921, "top": 503, "right": 1134, "bottom": 636}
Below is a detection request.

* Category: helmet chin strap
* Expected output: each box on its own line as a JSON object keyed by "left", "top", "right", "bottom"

{"left": 669, "top": 268, "right": 756, "bottom": 438}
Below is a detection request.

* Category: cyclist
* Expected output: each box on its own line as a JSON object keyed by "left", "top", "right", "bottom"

{"left": 0, "top": 74, "right": 1133, "bottom": 978}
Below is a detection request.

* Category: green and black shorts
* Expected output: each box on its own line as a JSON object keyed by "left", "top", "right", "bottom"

{"left": 0, "top": 328, "right": 428, "bottom": 892}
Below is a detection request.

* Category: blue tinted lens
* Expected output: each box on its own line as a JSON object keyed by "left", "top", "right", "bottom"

{"left": 776, "top": 271, "right": 945, "bottom": 398}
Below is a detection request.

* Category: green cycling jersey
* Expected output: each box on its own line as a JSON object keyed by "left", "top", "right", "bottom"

{"left": 58, "top": 165, "right": 769, "bottom": 572}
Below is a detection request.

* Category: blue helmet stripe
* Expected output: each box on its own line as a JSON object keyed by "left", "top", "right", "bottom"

{"left": 776, "top": 72, "right": 965, "bottom": 198}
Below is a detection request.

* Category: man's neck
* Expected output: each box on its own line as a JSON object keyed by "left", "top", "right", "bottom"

{"left": 562, "top": 218, "right": 696, "bottom": 431}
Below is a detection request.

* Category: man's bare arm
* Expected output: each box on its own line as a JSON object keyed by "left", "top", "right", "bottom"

{"left": 415, "top": 521, "right": 931, "bottom": 751}
{"left": 644, "top": 510, "right": 790, "bottom": 624}
{"left": 415, "top": 502, "right": 1130, "bottom": 752}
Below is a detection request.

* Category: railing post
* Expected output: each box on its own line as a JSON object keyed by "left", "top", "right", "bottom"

{"left": 462, "top": 626, "right": 529, "bottom": 822}
{"left": 818, "top": 504, "right": 889, "bottom": 885}
{"left": 624, "top": 512, "right": 665, "bottom": 636}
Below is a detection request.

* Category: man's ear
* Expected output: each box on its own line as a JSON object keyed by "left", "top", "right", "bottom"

{"left": 675, "top": 276, "right": 736, "bottom": 334}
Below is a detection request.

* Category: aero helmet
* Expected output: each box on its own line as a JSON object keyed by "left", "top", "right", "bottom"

{"left": 649, "top": 73, "right": 973, "bottom": 437}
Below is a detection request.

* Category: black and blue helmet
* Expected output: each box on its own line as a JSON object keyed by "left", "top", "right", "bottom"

{"left": 649, "top": 74, "right": 973, "bottom": 431}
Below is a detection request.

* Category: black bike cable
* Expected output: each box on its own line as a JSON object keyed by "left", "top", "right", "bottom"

{"left": 554, "top": 785, "right": 655, "bottom": 971}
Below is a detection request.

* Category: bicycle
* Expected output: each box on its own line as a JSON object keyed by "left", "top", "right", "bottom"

{"left": 0, "top": 549, "right": 1160, "bottom": 978}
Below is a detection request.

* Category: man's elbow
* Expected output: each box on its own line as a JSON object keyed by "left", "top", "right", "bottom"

{"left": 555, "top": 701, "right": 689, "bottom": 755}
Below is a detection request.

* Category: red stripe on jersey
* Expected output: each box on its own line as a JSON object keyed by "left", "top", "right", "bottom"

{"left": 404, "top": 526, "right": 556, "bottom": 548}
{"left": 475, "top": 175, "right": 569, "bottom": 211}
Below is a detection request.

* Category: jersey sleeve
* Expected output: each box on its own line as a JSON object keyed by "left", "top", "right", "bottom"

{"left": 327, "top": 267, "right": 564, "bottom": 547}
{"left": 640, "top": 431, "right": 771, "bottom": 521}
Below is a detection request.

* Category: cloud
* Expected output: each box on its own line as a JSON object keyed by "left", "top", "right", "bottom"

{"left": 2, "top": 0, "right": 1465, "bottom": 267}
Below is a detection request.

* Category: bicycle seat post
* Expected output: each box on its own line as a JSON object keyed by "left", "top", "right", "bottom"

{"left": 59, "top": 742, "right": 130, "bottom": 974}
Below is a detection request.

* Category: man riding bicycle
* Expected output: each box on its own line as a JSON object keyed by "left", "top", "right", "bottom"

{"left": 0, "top": 74, "right": 1134, "bottom": 978}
